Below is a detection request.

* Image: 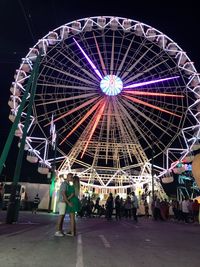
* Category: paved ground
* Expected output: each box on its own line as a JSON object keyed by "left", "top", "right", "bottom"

{"left": 0, "top": 211, "right": 199, "bottom": 267}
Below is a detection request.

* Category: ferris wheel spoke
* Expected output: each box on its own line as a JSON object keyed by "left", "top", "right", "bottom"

{"left": 116, "top": 36, "right": 134, "bottom": 76}
{"left": 113, "top": 101, "right": 134, "bottom": 161}
{"left": 123, "top": 94, "right": 182, "bottom": 118}
{"left": 124, "top": 60, "right": 168, "bottom": 85}
{"left": 55, "top": 44, "right": 99, "bottom": 83}
{"left": 106, "top": 102, "right": 111, "bottom": 164}
{"left": 36, "top": 93, "right": 98, "bottom": 106}
{"left": 132, "top": 96, "right": 184, "bottom": 112}
{"left": 37, "top": 74, "right": 84, "bottom": 87}
{"left": 57, "top": 50, "right": 99, "bottom": 83}
{"left": 57, "top": 108, "right": 87, "bottom": 135}
{"left": 81, "top": 99, "right": 107, "bottom": 158}
{"left": 101, "top": 32, "right": 109, "bottom": 73}
{"left": 121, "top": 98, "right": 172, "bottom": 136}
{"left": 117, "top": 107, "right": 145, "bottom": 161}
{"left": 44, "top": 65, "right": 96, "bottom": 86}
{"left": 130, "top": 91, "right": 185, "bottom": 109}
{"left": 93, "top": 33, "right": 107, "bottom": 76}
{"left": 68, "top": 38, "right": 102, "bottom": 83}
{"left": 124, "top": 76, "right": 179, "bottom": 89}
{"left": 115, "top": 34, "right": 125, "bottom": 75}
{"left": 110, "top": 32, "right": 115, "bottom": 74}
{"left": 60, "top": 98, "right": 104, "bottom": 145}
{"left": 112, "top": 99, "right": 125, "bottom": 136}
{"left": 116, "top": 107, "right": 134, "bottom": 160}
{"left": 136, "top": 65, "right": 181, "bottom": 87}
{"left": 120, "top": 39, "right": 150, "bottom": 80}
{"left": 123, "top": 90, "right": 184, "bottom": 98}
{"left": 123, "top": 96, "right": 181, "bottom": 132}
{"left": 73, "top": 38, "right": 103, "bottom": 80}
{"left": 135, "top": 49, "right": 165, "bottom": 71}
{"left": 121, "top": 45, "right": 153, "bottom": 80}
{"left": 117, "top": 101, "right": 152, "bottom": 147}
{"left": 36, "top": 83, "right": 96, "bottom": 92}
{"left": 44, "top": 96, "right": 100, "bottom": 127}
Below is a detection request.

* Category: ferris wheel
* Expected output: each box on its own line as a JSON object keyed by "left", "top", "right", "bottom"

{"left": 8, "top": 16, "right": 200, "bottom": 194}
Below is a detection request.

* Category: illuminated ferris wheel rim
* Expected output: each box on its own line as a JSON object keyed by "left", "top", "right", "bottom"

{"left": 9, "top": 16, "right": 200, "bottom": 182}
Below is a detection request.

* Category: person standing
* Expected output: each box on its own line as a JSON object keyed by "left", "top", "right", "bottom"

{"left": 144, "top": 199, "right": 149, "bottom": 218}
{"left": 124, "top": 195, "right": 132, "bottom": 219}
{"left": 32, "top": 193, "right": 40, "bottom": 214}
{"left": 181, "top": 197, "right": 190, "bottom": 223}
{"left": 106, "top": 193, "right": 114, "bottom": 220}
{"left": 131, "top": 192, "right": 139, "bottom": 222}
{"left": 66, "top": 175, "right": 80, "bottom": 236}
{"left": 192, "top": 199, "right": 200, "bottom": 224}
{"left": 115, "top": 195, "right": 121, "bottom": 220}
{"left": 0, "top": 183, "right": 4, "bottom": 210}
{"left": 93, "top": 197, "right": 101, "bottom": 216}
{"left": 55, "top": 173, "right": 73, "bottom": 237}
{"left": 21, "top": 188, "right": 28, "bottom": 211}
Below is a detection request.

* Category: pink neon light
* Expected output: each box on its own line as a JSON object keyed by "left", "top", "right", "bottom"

{"left": 123, "top": 90, "right": 184, "bottom": 98}
{"left": 124, "top": 94, "right": 181, "bottom": 118}
{"left": 59, "top": 99, "right": 103, "bottom": 145}
{"left": 73, "top": 38, "right": 103, "bottom": 79}
{"left": 124, "top": 76, "right": 179, "bottom": 89}
{"left": 45, "top": 97, "right": 99, "bottom": 127}
{"left": 81, "top": 100, "right": 106, "bottom": 158}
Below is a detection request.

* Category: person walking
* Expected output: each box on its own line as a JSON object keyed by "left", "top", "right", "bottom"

{"left": 54, "top": 173, "right": 73, "bottom": 237}
{"left": 32, "top": 193, "right": 40, "bottom": 214}
{"left": 66, "top": 175, "right": 80, "bottom": 236}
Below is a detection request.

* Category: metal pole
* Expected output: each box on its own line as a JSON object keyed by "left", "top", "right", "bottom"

{"left": 6, "top": 54, "right": 41, "bottom": 224}
{"left": 48, "top": 136, "right": 57, "bottom": 213}
{"left": 151, "top": 143, "right": 155, "bottom": 200}
{"left": 0, "top": 58, "right": 39, "bottom": 175}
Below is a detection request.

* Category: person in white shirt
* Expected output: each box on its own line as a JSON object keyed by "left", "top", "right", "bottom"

{"left": 131, "top": 192, "right": 139, "bottom": 222}
{"left": 181, "top": 197, "right": 190, "bottom": 223}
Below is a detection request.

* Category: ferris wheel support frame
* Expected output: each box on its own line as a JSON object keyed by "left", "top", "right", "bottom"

{"left": 0, "top": 54, "right": 41, "bottom": 176}
{"left": 5, "top": 53, "right": 41, "bottom": 224}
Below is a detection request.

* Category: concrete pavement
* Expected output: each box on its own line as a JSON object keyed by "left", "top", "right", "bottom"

{"left": 0, "top": 211, "right": 199, "bottom": 267}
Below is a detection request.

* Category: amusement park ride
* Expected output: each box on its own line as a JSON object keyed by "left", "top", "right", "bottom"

{"left": 1, "top": 16, "right": 200, "bottom": 206}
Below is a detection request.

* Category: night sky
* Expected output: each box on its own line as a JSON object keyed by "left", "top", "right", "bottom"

{"left": 0, "top": 1, "right": 200, "bottom": 189}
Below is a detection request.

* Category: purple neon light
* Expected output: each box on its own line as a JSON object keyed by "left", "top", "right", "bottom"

{"left": 124, "top": 76, "right": 179, "bottom": 89}
{"left": 73, "top": 38, "right": 103, "bottom": 80}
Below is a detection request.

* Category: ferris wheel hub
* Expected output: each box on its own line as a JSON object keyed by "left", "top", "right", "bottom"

{"left": 100, "top": 75, "right": 123, "bottom": 96}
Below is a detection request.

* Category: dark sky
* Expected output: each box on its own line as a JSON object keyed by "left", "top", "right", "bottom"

{"left": 0, "top": 0, "right": 200, "bottom": 184}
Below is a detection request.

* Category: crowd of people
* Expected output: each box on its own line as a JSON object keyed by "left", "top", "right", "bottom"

{"left": 151, "top": 196, "right": 200, "bottom": 223}
{"left": 77, "top": 191, "right": 139, "bottom": 222}
{"left": 75, "top": 193, "right": 200, "bottom": 225}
